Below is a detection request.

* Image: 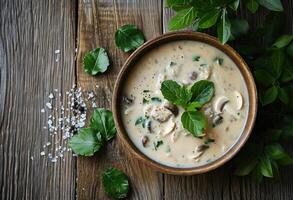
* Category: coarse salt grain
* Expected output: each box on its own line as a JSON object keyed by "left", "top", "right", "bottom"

{"left": 48, "top": 93, "right": 54, "bottom": 99}
{"left": 46, "top": 103, "right": 52, "bottom": 109}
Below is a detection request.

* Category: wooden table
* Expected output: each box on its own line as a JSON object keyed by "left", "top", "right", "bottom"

{"left": 1, "top": 0, "right": 293, "bottom": 199}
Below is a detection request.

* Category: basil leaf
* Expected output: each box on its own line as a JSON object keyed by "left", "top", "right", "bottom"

{"left": 229, "top": 0, "right": 240, "bottom": 10}
{"left": 181, "top": 111, "right": 206, "bottom": 137}
{"left": 166, "top": 0, "right": 192, "bottom": 11}
{"left": 230, "top": 19, "right": 249, "bottom": 40}
{"left": 272, "top": 35, "right": 293, "bottom": 48}
{"left": 83, "top": 48, "right": 110, "bottom": 75}
{"left": 252, "top": 164, "right": 263, "bottom": 184}
{"left": 234, "top": 158, "right": 258, "bottom": 176}
{"left": 259, "top": 155, "right": 273, "bottom": 177}
{"left": 69, "top": 128, "right": 103, "bottom": 156}
{"left": 115, "top": 24, "right": 145, "bottom": 52}
{"left": 270, "top": 50, "right": 285, "bottom": 78}
{"left": 190, "top": 80, "right": 215, "bottom": 106}
{"left": 246, "top": 0, "right": 259, "bottom": 13}
{"left": 254, "top": 69, "right": 275, "bottom": 87}
{"left": 102, "top": 167, "right": 129, "bottom": 199}
{"left": 287, "top": 42, "right": 293, "bottom": 58}
{"left": 278, "top": 87, "right": 289, "bottom": 104}
{"left": 257, "top": 0, "right": 283, "bottom": 11}
{"left": 261, "top": 86, "right": 278, "bottom": 106}
{"left": 217, "top": 9, "right": 231, "bottom": 44}
{"left": 198, "top": 8, "right": 221, "bottom": 29}
{"left": 265, "top": 143, "right": 293, "bottom": 165}
{"left": 89, "top": 108, "right": 116, "bottom": 141}
{"left": 168, "top": 7, "right": 197, "bottom": 31}
{"left": 160, "top": 80, "right": 192, "bottom": 107}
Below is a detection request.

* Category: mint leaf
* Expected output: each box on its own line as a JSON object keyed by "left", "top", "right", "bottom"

{"left": 217, "top": 9, "right": 231, "bottom": 44}
{"left": 168, "top": 7, "right": 197, "bottom": 31}
{"left": 229, "top": 0, "right": 240, "bottom": 10}
{"left": 160, "top": 80, "right": 192, "bottom": 107}
{"left": 190, "top": 80, "right": 215, "bottom": 106}
{"left": 234, "top": 158, "right": 258, "bottom": 176}
{"left": 69, "top": 128, "right": 103, "bottom": 156}
{"left": 102, "top": 167, "right": 129, "bottom": 199}
{"left": 181, "top": 111, "right": 206, "bottom": 137}
{"left": 254, "top": 69, "right": 275, "bottom": 87}
{"left": 246, "top": 0, "right": 259, "bottom": 13}
{"left": 261, "top": 86, "right": 278, "bottom": 106}
{"left": 265, "top": 143, "right": 293, "bottom": 165}
{"left": 198, "top": 8, "right": 221, "bottom": 29}
{"left": 257, "top": 0, "right": 283, "bottom": 11}
{"left": 259, "top": 155, "right": 273, "bottom": 177}
{"left": 270, "top": 50, "right": 285, "bottom": 78}
{"left": 272, "top": 35, "right": 293, "bottom": 48}
{"left": 83, "top": 48, "right": 109, "bottom": 75}
{"left": 115, "top": 24, "right": 145, "bottom": 52}
{"left": 278, "top": 87, "right": 289, "bottom": 104}
{"left": 89, "top": 108, "right": 116, "bottom": 141}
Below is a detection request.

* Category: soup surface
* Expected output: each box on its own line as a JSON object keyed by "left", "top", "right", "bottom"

{"left": 121, "top": 40, "right": 249, "bottom": 168}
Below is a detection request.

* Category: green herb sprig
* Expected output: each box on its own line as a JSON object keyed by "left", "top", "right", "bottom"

{"left": 160, "top": 80, "right": 215, "bottom": 137}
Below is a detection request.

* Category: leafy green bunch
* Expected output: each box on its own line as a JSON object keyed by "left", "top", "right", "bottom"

{"left": 161, "top": 80, "right": 215, "bottom": 137}
{"left": 166, "top": 0, "right": 284, "bottom": 43}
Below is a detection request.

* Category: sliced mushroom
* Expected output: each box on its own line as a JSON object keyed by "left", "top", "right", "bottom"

{"left": 123, "top": 95, "right": 134, "bottom": 105}
{"left": 162, "top": 120, "right": 176, "bottom": 137}
{"left": 163, "top": 102, "right": 179, "bottom": 116}
{"left": 189, "top": 71, "right": 198, "bottom": 80}
{"left": 212, "top": 115, "right": 223, "bottom": 127}
{"left": 150, "top": 105, "right": 173, "bottom": 123}
{"left": 196, "top": 144, "right": 209, "bottom": 152}
{"left": 234, "top": 90, "right": 243, "bottom": 110}
{"left": 213, "top": 96, "right": 229, "bottom": 113}
{"left": 141, "top": 136, "right": 149, "bottom": 147}
{"left": 198, "top": 66, "right": 211, "bottom": 80}
{"left": 188, "top": 151, "right": 204, "bottom": 160}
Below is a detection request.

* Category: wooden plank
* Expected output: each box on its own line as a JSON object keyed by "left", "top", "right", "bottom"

{"left": 0, "top": 0, "right": 77, "bottom": 199}
{"left": 76, "top": 0, "right": 163, "bottom": 199}
{"left": 162, "top": 0, "right": 293, "bottom": 199}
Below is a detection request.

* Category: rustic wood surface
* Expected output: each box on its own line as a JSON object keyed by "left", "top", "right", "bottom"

{"left": 0, "top": 0, "right": 292, "bottom": 199}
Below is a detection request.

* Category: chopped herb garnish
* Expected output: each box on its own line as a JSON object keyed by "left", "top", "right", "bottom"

{"left": 143, "top": 89, "right": 150, "bottom": 93}
{"left": 192, "top": 55, "right": 200, "bottom": 61}
{"left": 170, "top": 61, "right": 176, "bottom": 66}
{"left": 204, "top": 138, "right": 215, "bottom": 145}
{"left": 200, "top": 63, "right": 208, "bottom": 67}
{"left": 154, "top": 140, "right": 163, "bottom": 150}
{"left": 151, "top": 97, "right": 162, "bottom": 102}
{"left": 143, "top": 98, "right": 149, "bottom": 104}
{"left": 135, "top": 116, "right": 147, "bottom": 127}
{"left": 214, "top": 57, "right": 224, "bottom": 65}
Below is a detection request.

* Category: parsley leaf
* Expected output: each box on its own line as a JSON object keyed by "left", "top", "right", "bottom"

{"left": 181, "top": 111, "right": 206, "bottom": 137}
{"left": 69, "top": 128, "right": 103, "bottom": 156}
{"left": 89, "top": 108, "right": 116, "bottom": 141}
{"left": 115, "top": 24, "right": 145, "bottom": 52}
{"left": 83, "top": 48, "right": 110, "bottom": 75}
{"left": 102, "top": 167, "right": 129, "bottom": 199}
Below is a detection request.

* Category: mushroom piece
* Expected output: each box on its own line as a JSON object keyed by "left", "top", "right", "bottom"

{"left": 196, "top": 144, "right": 209, "bottom": 152}
{"left": 188, "top": 151, "right": 204, "bottom": 160}
{"left": 213, "top": 96, "right": 229, "bottom": 113}
{"left": 123, "top": 95, "right": 134, "bottom": 105}
{"left": 198, "top": 67, "right": 211, "bottom": 80}
{"left": 163, "top": 102, "right": 179, "bottom": 116}
{"left": 234, "top": 90, "right": 243, "bottom": 110}
{"left": 212, "top": 115, "right": 223, "bottom": 126}
{"left": 146, "top": 120, "right": 152, "bottom": 133}
{"left": 141, "top": 136, "right": 149, "bottom": 147}
{"left": 189, "top": 71, "right": 198, "bottom": 80}
{"left": 150, "top": 105, "right": 173, "bottom": 123}
{"left": 162, "top": 120, "right": 176, "bottom": 137}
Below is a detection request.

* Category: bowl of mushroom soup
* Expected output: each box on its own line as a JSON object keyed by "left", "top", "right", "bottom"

{"left": 112, "top": 31, "right": 257, "bottom": 175}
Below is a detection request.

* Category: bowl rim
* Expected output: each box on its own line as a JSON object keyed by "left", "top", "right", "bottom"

{"left": 112, "top": 31, "right": 257, "bottom": 175}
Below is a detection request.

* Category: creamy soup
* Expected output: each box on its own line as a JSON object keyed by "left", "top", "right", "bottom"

{"left": 121, "top": 40, "right": 249, "bottom": 168}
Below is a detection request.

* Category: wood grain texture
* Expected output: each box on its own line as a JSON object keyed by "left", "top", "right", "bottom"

{"left": 76, "top": 0, "right": 163, "bottom": 199}
{"left": 163, "top": 1, "right": 293, "bottom": 200}
{"left": 0, "top": 0, "right": 77, "bottom": 199}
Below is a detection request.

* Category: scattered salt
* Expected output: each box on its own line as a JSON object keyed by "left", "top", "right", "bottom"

{"left": 46, "top": 103, "right": 52, "bottom": 110}
{"left": 41, "top": 109, "right": 45, "bottom": 113}
{"left": 40, "top": 151, "right": 45, "bottom": 156}
{"left": 48, "top": 93, "right": 54, "bottom": 99}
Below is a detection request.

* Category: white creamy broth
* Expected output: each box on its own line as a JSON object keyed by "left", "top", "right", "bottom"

{"left": 121, "top": 40, "right": 249, "bottom": 168}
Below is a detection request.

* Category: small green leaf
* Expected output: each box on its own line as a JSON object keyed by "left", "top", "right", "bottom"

{"left": 252, "top": 164, "right": 263, "bottom": 184}
{"left": 168, "top": 7, "right": 197, "bottom": 31}
{"left": 186, "top": 102, "right": 202, "bottom": 111}
{"left": 230, "top": 19, "right": 249, "bottom": 40}
{"left": 83, "top": 48, "right": 110, "bottom": 75}
{"left": 234, "top": 158, "right": 258, "bottom": 176}
{"left": 265, "top": 143, "right": 293, "bottom": 165}
{"left": 69, "top": 128, "right": 103, "bottom": 156}
{"left": 154, "top": 140, "right": 164, "bottom": 150}
{"left": 272, "top": 35, "right": 293, "bottom": 48}
{"left": 181, "top": 111, "right": 206, "bottom": 137}
{"left": 190, "top": 80, "right": 215, "bottom": 106}
{"left": 261, "top": 86, "right": 278, "bottom": 106}
{"left": 165, "top": 0, "right": 192, "bottom": 11}
{"left": 135, "top": 117, "right": 147, "bottom": 127}
{"left": 102, "top": 167, "right": 129, "bottom": 199}
{"left": 270, "top": 50, "right": 285, "bottom": 78}
{"left": 89, "top": 108, "right": 116, "bottom": 141}
{"left": 259, "top": 156, "right": 273, "bottom": 177}
{"left": 257, "top": 0, "right": 283, "bottom": 11}
{"left": 229, "top": 0, "right": 240, "bottom": 10}
{"left": 246, "top": 0, "right": 259, "bottom": 13}
{"left": 198, "top": 8, "right": 221, "bottom": 29}
{"left": 151, "top": 97, "right": 162, "bottom": 102}
{"left": 278, "top": 87, "right": 289, "bottom": 104}
{"left": 286, "top": 42, "right": 293, "bottom": 58}
{"left": 115, "top": 24, "right": 145, "bottom": 52}
{"left": 281, "top": 65, "right": 293, "bottom": 82}
{"left": 254, "top": 69, "right": 275, "bottom": 87}
{"left": 217, "top": 9, "right": 231, "bottom": 44}
{"left": 160, "top": 80, "right": 192, "bottom": 107}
